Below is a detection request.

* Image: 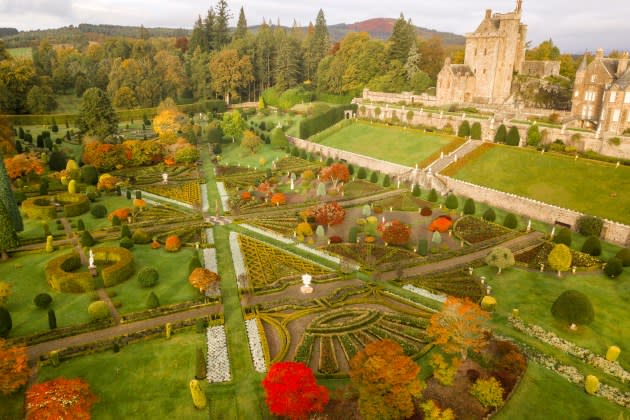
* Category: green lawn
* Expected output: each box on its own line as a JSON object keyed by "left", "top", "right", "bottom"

{"left": 7, "top": 47, "right": 31, "bottom": 59}
{"left": 318, "top": 121, "right": 459, "bottom": 167}
{"left": 480, "top": 266, "right": 630, "bottom": 371}
{"left": 0, "top": 249, "right": 93, "bottom": 337}
{"left": 36, "top": 331, "right": 209, "bottom": 420}
{"left": 495, "top": 362, "right": 625, "bottom": 420}
{"left": 450, "top": 145, "right": 630, "bottom": 225}
{"left": 218, "top": 142, "right": 289, "bottom": 170}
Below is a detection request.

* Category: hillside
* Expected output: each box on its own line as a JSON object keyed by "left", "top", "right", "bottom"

{"left": 2, "top": 18, "right": 464, "bottom": 48}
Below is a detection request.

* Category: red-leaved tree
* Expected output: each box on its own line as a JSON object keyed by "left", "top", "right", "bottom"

{"left": 312, "top": 202, "right": 345, "bottom": 226}
{"left": 380, "top": 220, "right": 411, "bottom": 245}
{"left": 320, "top": 163, "right": 349, "bottom": 188}
{"left": 26, "top": 377, "right": 97, "bottom": 419}
{"left": 0, "top": 338, "right": 29, "bottom": 395}
{"left": 262, "top": 362, "right": 329, "bottom": 420}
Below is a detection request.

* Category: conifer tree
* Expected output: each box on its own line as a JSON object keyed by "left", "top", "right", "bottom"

{"left": 307, "top": 10, "right": 330, "bottom": 83}
{"left": 213, "top": 0, "right": 231, "bottom": 49}
{"left": 0, "top": 201, "right": 18, "bottom": 260}
{"left": 388, "top": 13, "right": 416, "bottom": 63}
{"left": 0, "top": 152, "right": 23, "bottom": 231}
{"left": 233, "top": 7, "right": 248, "bottom": 40}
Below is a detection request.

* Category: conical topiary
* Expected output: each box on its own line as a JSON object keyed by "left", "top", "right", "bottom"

{"left": 0, "top": 152, "right": 23, "bottom": 231}
{"left": 0, "top": 201, "right": 19, "bottom": 260}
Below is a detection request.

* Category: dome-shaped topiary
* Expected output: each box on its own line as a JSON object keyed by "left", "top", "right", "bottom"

{"left": 615, "top": 248, "right": 630, "bottom": 267}
{"left": 553, "top": 228, "right": 572, "bottom": 246}
{"left": 604, "top": 257, "right": 623, "bottom": 278}
{"left": 90, "top": 204, "right": 107, "bottom": 218}
{"left": 0, "top": 307, "right": 12, "bottom": 338}
{"left": 137, "top": 267, "right": 159, "bottom": 288}
{"left": 34, "top": 293, "right": 53, "bottom": 309}
{"left": 483, "top": 208, "right": 496, "bottom": 222}
{"left": 581, "top": 236, "right": 602, "bottom": 256}
{"left": 551, "top": 290, "right": 594, "bottom": 326}
{"left": 132, "top": 228, "right": 151, "bottom": 244}
{"left": 88, "top": 301, "right": 110, "bottom": 321}
{"left": 119, "top": 237, "right": 134, "bottom": 249}
{"left": 503, "top": 213, "right": 518, "bottom": 229}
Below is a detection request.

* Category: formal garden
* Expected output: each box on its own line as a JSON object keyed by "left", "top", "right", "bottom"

{"left": 0, "top": 100, "right": 629, "bottom": 420}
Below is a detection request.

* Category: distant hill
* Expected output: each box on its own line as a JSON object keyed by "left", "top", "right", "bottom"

{"left": 1, "top": 18, "right": 464, "bottom": 48}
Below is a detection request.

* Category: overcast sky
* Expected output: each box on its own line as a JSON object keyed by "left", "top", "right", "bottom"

{"left": 0, "top": 0, "right": 627, "bottom": 53}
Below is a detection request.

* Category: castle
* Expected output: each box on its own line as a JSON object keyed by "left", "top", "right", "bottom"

{"left": 571, "top": 50, "right": 630, "bottom": 135}
{"left": 436, "top": 0, "right": 559, "bottom": 106}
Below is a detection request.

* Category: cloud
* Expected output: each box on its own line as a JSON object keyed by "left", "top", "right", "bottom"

{"left": 0, "top": 0, "right": 73, "bottom": 17}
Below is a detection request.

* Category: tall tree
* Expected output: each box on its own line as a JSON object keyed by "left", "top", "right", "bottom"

{"left": 213, "top": 0, "right": 232, "bottom": 49}
{"left": 31, "top": 39, "right": 56, "bottom": 77}
{"left": 220, "top": 110, "right": 246, "bottom": 142}
{"left": 0, "top": 151, "right": 23, "bottom": 232}
{"left": 350, "top": 339, "right": 424, "bottom": 420}
{"left": 0, "top": 338, "right": 29, "bottom": 395}
{"left": 263, "top": 362, "right": 329, "bottom": 419}
{"left": 189, "top": 16, "right": 209, "bottom": 53}
{"left": 0, "top": 201, "right": 19, "bottom": 260}
{"left": 255, "top": 20, "right": 276, "bottom": 92}
{"left": 189, "top": 47, "right": 212, "bottom": 100}
{"left": 388, "top": 14, "right": 415, "bottom": 63}
{"left": 77, "top": 87, "right": 119, "bottom": 138}
{"left": 307, "top": 10, "right": 330, "bottom": 85}
{"left": 0, "top": 58, "right": 36, "bottom": 113}
{"left": 485, "top": 247, "right": 515, "bottom": 274}
{"left": 418, "top": 36, "right": 445, "bottom": 82}
{"left": 209, "top": 49, "right": 253, "bottom": 104}
{"left": 274, "top": 27, "right": 302, "bottom": 91}
{"left": 404, "top": 40, "right": 422, "bottom": 80}
{"left": 26, "top": 85, "right": 57, "bottom": 114}
{"left": 154, "top": 50, "right": 187, "bottom": 100}
{"left": 233, "top": 7, "right": 248, "bottom": 40}
{"left": 427, "top": 296, "right": 490, "bottom": 359}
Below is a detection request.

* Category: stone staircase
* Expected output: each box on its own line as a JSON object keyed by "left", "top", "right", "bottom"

{"left": 427, "top": 140, "right": 484, "bottom": 174}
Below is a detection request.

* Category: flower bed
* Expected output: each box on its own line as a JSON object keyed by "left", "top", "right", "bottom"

{"left": 229, "top": 232, "right": 246, "bottom": 281}
{"left": 453, "top": 216, "right": 513, "bottom": 244}
{"left": 515, "top": 241, "right": 602, "bottom": 270}
{"left": 245, "top": 318, "right": 268, "bottom": 373}
{"left": 206, "top": 325, "right": 231, "bottom": 383}
{"left": 318, "top": 336, "right": 339, "bottom": 374}
{"left": 141, "top": 180, "right": 201, "bottom": 206}
{"left": 509, "top": 317, "right": 630, "bottom": 383}
{"left": 403, "top": 270, "right": 484, "bottom": 302}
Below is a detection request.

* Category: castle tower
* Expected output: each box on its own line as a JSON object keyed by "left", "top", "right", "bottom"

{"left": 462, "top": 0, "right": 527, "bottom": 104}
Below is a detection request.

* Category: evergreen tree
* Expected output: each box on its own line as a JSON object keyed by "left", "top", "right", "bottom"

{"left": 0, "top": 152, "right": 23, "bottom": 231}
{"left": 404, "top": 41, "right": 422, "bottom": 80}
{"left": 307, "top": 10, "right": 330, "bottom": 85}
{"left": 189, "top": 16, "right": 209, "bottom": 52}
{"left": 77, "top": 88, "right": 118, "bottom": 139}
{"left": 506, "top": 126, "right": 520, "bottom": 146}
{"left": 274, "top": 26, "right": 302, "bottom": 91}
{"left": 494, "top": 124, "right": 507, "bottom": 143}
{"left": 463, "top": 198, "right": 476, "bottom": 215}
{"left": 0, "top": 201, "right": 19, "bottom": 260}
{"left": 48, "top": 308, "right": 57, "bottom": 329}
{"left": 213, "top": 0, "right": 232, "bottom": 49}
{"left": 233, "top": 7, "right": 248, "bottom": 40}
{"left": 471, "top": 122, "right": 482, "bottom": 140}
{"left": 204, "top": 9, "right": 216, "bottom": 52}
{"left": 388, "top": 14, "right": 415, "bottom": 63}
{"left": 255, "top": 20, "right": 276, "bottom": 91}
{"left": 189, "top": 47, "right": 211, "bottom": 100}
{"left": 458, "top": 120, "right": 471, "bottom": 138}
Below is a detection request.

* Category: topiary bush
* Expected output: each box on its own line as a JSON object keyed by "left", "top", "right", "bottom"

{"left": 457, "top": 120, "right": 471, "bottom": 138}
{"left": 471, "top": 122, "right": 482, "bottom": 140}
{"left": 614, "top": 248, "right": 630, "bottom": 267}
{"left": 131, "top": 228, "right": 151, "bottom": 244}
{"left": 584, "top": 375, "right": 600, "bottom": 395}
{"left": 119, "top": 237, "right": 134, "bottom": 249}
{"left": 357, "top": 167, "right": 367, "bottom": 180}
{"left": 427, "top": 189, "right": 438, "bottom": 203}
{"left": 604, "top": 257, "right": 623, "bottom": 278}
{"left": 551, "top": 290, "right": 594, "bottom": 325}
{"left": 576, "top": 216, "right": 603, "bottom": 237}
{"left": 483, "top": 208, "right": 496, "bottom": 222}
{"left": 463, "top": 198, "right": 475, "bottom": 215}
{"left": 382, "top": 175, "right": 390, "bottom": 187}
{"left": 469, "top": 377, "right": 504, "bottom": 409}
{"left": 412, "top": 184, "right": 421, "bottom": 197}
{"left": 88, "top": 301, "right": 110, "bottom": 321}
{"left": 137, "top": 267, "right": 159, "bottom": 288}
{"left": 120, "top": 224, "right": 132, "bottom": 239}
{"left": 503, "top": 213, "right": 518, "bottom": 229}
{"left": 444, "top": 194, "right": 458, "bottom": 210}
{"left": 554, "top": 228, "right": 572, "bottom": 246}
{"left": 506, "top": 126, "right": 520, "bottom": 146}
{"left": 81, "top": 165, "right": 98, "bottom": 185}
{"left": 80, "top": 230, "right": 95, "bottom": 247}
{"left": 494, "top": 124, "right": 507, "bottom": 143}
{"left": 369, "top": 171, "right": 378, "bottom": 183}
{"left": 165, "top": 235, "right": 181, "bottom": 252}
{"left": 0, "top": 307, "right": 12, "bottom": 338}
{"left": 34, "top": 293, "right": 53, "bottom": 309}
{"left": 581, "top": 236, "right": 602, "bottom": 256}
{"left": 146, "top": 291, "right": 160, "bottom": 309}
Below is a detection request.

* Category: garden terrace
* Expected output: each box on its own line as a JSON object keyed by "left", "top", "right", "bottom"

{"left": 453, "top": 216, "right": 518, "bottom": 244}
{"left": 444, "top": 144, "right": 630, "bottom": 225}
{"left": 273, "top": 156, "right": 322, "bottom": 173}
{"left": 514, "top": 241, "right": 602, "bottom": 272}
{"left": 401, "top": 269, "right": 485, "bottom": 302}
{"left": 316, "top": 121, "right": 463, "bottom": 167}
{"left": 140, "top": 180, "right": 202, "bottom": 206}
{"left": 325, "top": 243, "right": 423, "bottom": 272}
{"left": 112, "top": 165, "right": 199, "bottom": 185}
{"left": 22, "top": 193, "right": 90, "bottom": 220}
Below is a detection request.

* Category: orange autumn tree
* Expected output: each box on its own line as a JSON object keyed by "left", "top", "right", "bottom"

{"left": 380, "top": 220, "right": 411, "bottom": 245}
{"left": 3, "top": 153, "right": 44, "bottom": 180}
{"left": 319, "top": 163, "right": 349, "bottom": 189}
{"left": 427, "top": 296, "right": 490, "bottom": 360}
{"left": 270, "top": 192, "right": 286, "bottom": 206}
{"left": 0, "top": 338, "right": 29, "bottom": 395}
{"left": 188, "top": 268, "right": 220, "bottom": 294}
{"left": 26, "top": 377, "right": 97, "bottom": 419}
{"left": 349, "top": 339, "right": 424, "bottom": 420}
{"left": 312, "top": 202, "right": 345, "bottom": 226}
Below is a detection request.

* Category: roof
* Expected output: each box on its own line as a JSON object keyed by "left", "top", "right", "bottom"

{"left": 450, "top": 64, "right": 474, "bottom": 77}
{"left": 474, "top": 17, "right": 500, "bottom": 34}
{"left": 599, "top": 59, "right": 619, "bottom": 77}
{"left": 612, "top": 69, "right": 630, "bottom": 89}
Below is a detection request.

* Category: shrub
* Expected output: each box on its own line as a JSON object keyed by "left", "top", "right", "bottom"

{"left": 88, "top": 301, "right": 110, "bottom": 321}
{"left": 554, "top": 228, "right": 572, "bottom": 246}
{"left": 369, "top": 171, "right": 378, "bottom": 183}
{"left": 420, "top": 207, "right": 433, "bottom": 216}
{"left": 146, "top": 291, "right": 160, "bottom": 309}
{"left": 357, "top": 167, "right": 367, "bottom": 179}
{"left": 80, "top": 230, "right": 95, "bottom": 247}
{"left": 427, "top": 188, "right": 438, "bottom": 202}
{"left": 120, "top": 224, "right": 132, "bottom": 239}
{"left": 481, "top": 296, "right": 497, "bottom": 312}
{"left": 503, "top": 213, "right": 518, "bottom": 229}
{"left": 80, "top": 165, "right": 98, "bottom": 185}
{"left": 470, "top": 377, "right": 504, "bottom": 409}
{"left": 165, "top": 235, "right": 181, "bottom": 252}
{"left": 329, "top": 235, "right": 343, "bottom": 244}
{"left": 34, "top": 293, "right": 53, "bottom": 309}
{"left": 189, "top": 255, "right": 202, "bottom": 273}
{"left": 429, "top": 354, "right": 459, "bottom": 386}
{"left": 444, "top": 194, "right": 458, "bottom": 210}
{"left": 429, "top": 216, "right": 453, "bottom": 233}
{"left": 77, "top": 219, "right": 85, "bottom": 231}
{"left": 120, "top": 237, "right": 134, "bottom": 249}
{"left": 111, "top": 215, "right": 121, "bottom": 226}
{"left": 463, "top": 198, "right": 475, "bottom": 215}
{"left": 471, "top": 122, "right": 482, "bottom": 140}
{"left": 270, "top": 192, "right": 286, "bottom": 206}
{"left": 0, "top": 307, "right": 11, "bottom": 338}
{"left": 585, "top": 375, "right": 600, "bottom": 395}
{"left": 457, "top": 120, "right": 471, "bottom": 138}
{"left": 417, "top": 239, "right": 429, "bottom": 256}
{"left": 548, "top": 243, "right": 572, "bottom": 274}
{"left": 526, "top": 124, "right": 541, "bottom": 146}
{"left": 551, "top": 290, "right": 594, "bottom": 325}
{"left": 382, "top": 175, "right": 390, "bottom": 187}
{"left": 606, "top": 346, "right": 621, "bottom": 362}
{"left": 604, "top": 257, "right": 623, "bottom": 278}
{"left": 48, "top": 308, "right": 57, "bottom": 329}
{"left": 482, "top": 208, "right": 496, "bottom": 222}
{"left": 132, "top": 228, "right": 151, "bottom": 244}
{"left": 138, "top": 267, "right": 159, "bottom": 288}
{"left": 412, "top": 184, "right": 421, "bottom": 197}
{"left": 494, "top": 124, "right": 507, "bottom": 143}
{"left": 581, "top": 236, "right": 601, "bottom": 256}
{"left": 615, "top": 248, "right": 630, "bottom": 266}
{"left": 576, "top": 216, "right": 603, "bottom": 237}
{"left": 506, "top": 126, "right": 520, "bottom": 146}
{"left": 348, "top": 226, "right": 359, "bottom": 243}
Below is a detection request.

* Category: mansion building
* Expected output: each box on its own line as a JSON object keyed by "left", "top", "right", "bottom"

{"left": 571, "top": 50, "right": 630, "bottom": 135}
{"left": 436, "top": 1, "right": 559, "bottom": 106}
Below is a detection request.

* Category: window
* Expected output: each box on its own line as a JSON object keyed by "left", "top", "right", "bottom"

{"left": 612, "top": 109, "right": 621, "bottom": 122}
{"left": 483, "top": 69, "right": 486, "bottom": 75}
{"left": 484, "top": 48, "right": 487, "bottom": 56}
{"left": 574, "top": 90, "right": 580, "bottom": 98}
{"left": 591, "top": 75, "right": 597, "bottom": 83}
{"left": 625, "top": 92, "right": 630, "bottom": 103}
{"left": 610, "top": 92, "right": 617, "bottom": 102}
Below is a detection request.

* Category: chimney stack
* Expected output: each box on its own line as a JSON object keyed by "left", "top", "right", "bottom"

{"left": 595, "top": 48, "right": 605, "bottom": 60}
{"left": 617, "top": 51, "right": 629, "bottom": 77}
{"left": 485, "top": 9, "right": 492, "bottom": 19}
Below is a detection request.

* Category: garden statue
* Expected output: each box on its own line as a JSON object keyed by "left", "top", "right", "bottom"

{"left": 290, "top": 178, "right": 294, "bottom": 191}
{"left": 88, "top": 249, "right": 95, "bottom": 269}
{"left": 527, "top": 219, "right": 532, "bottom": 232}
{"left": 162, "top": 173, "right": 168, "bottom": 184}
{"left": 300, "top": 274, "right": 313, "bottom": 294}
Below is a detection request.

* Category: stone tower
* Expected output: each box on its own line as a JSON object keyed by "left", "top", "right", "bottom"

{"left": 462, "top": 1, "right": 527, "bottom": 104}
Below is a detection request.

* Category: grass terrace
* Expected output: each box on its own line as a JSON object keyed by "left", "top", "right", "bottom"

{"left": 445, "top": 144, "right": 630, "bottom": 224}
{"left": 317, "top": 121, "right": 463, "bottom": 167}
{"left": 218, "top": 143, "right": 289, "bottom": 170}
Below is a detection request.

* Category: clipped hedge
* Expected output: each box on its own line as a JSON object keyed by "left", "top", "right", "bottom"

{"left": 299, "top": 104, "right": 356, "bottom": 139}
{"left": 22, "top": 193, "right": 90, "bottom": 220}
{"left": 94, "top": 247, "right": 135, "bottom": 287}
{"left": 22, "top": 197, "right": 57, "bottom": 220}
{"left": 57, "top": 193, "right": 90, "bottom": 217}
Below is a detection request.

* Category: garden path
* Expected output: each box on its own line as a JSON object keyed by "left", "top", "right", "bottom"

{"left": 26, "top": 303, "right": 222, "bottom": 361}
{"left": 59, "top": 218, "right": 121, "bottom": 324}
{"left": 427, "top": 139, "right": 483, "bottom": 173}
{"left": 379, "top": 231, "right": 545, "bottom": 281}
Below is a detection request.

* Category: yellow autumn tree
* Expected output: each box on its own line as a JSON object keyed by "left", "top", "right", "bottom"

{"left": 152, "top": 108, "right": 187, "bottom": 139}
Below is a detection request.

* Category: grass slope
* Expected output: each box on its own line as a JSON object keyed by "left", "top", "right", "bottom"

{"left": 318, "top": 121, "right": 457, "bottom": 167}
{"left": 450, "top": 145, "right": 630, "bottom": 224}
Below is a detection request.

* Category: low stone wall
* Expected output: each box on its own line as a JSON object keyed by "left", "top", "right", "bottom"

{"left": 355, "top": 103, "right": 630, "bottom": 160}
{"left": 438, "top": 175, "right": 630, "bottom": 246}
